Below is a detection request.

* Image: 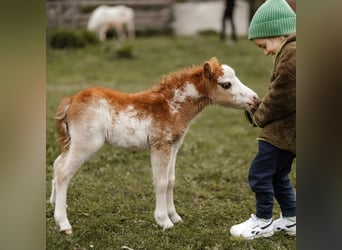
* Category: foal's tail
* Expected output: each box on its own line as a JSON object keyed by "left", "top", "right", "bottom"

{"left": 54, "top": 96, "right": 73, "bottom": 153}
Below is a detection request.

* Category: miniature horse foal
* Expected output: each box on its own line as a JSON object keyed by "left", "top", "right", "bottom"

{"left": 49, "top": 57, "right": 259, "bottom": 234}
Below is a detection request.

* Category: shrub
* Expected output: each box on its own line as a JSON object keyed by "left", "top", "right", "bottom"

{"left": 50, "top": 29, "right": 85, "bottom": 49}
{"left": 102, "top": 42, "right": 135, "bottom": 60}
{"left": 80, "top": 30, "right": 99, "bottom": 45}
{"left": 115, "top": 43, "right": 134, "bottom": 58}
{"left": 49, "top": 29, "right": 99, "bottom": 49}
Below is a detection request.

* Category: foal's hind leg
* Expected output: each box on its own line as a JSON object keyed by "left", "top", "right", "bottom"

{"left": 50, "top": 155, "right": 62, "bottom": 205}
{"left": 50, "top": 154, "right": 68, "bottom": 205}
{"left": 53, "top": 137, "right": 104, "bottom": 234}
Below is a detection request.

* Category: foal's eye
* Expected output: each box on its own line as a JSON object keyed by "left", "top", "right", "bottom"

{"left": 220, "top": 82, "right": 232, "bottom": 89}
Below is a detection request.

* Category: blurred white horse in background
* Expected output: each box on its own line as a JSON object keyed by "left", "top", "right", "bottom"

{"left": 87, "top": 5, "right": 135, "bottom": 41}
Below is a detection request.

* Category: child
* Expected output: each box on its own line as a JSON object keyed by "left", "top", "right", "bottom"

{"left": 230, "top": 0, "right": 296, "bottom": 239}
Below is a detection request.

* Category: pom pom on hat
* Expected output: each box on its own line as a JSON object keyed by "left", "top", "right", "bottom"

{"left": 248, "top": 0, "right": 296, "bottom": 40}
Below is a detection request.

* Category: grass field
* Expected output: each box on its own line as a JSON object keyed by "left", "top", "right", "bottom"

{"left": 46, "top": 34, "right": 296, "bottom": 249}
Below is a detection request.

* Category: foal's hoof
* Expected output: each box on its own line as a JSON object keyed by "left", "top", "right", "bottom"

{"left": 170, "top": 213, "right": 183, "bottom": 224}
{"left": 64, "top": 229, "right": 73, "bottom": 235}
{"left": 156, "top": 218, "right": 174, "bottom": 230}
{"left": 161, "top": 221, "right": 174, "bottom": 230}
{"left": 169, "top": 213, "right": 183, "bottom": 223}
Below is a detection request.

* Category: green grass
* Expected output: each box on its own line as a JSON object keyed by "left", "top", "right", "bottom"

{"left": 46, "top": 35, "right": 296, "bottom": 249}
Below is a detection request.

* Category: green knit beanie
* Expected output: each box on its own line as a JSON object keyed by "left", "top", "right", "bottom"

{"left": 248, "top": 0, "right": 296, "bottom": 40}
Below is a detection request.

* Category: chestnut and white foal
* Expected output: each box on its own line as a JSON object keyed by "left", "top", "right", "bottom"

{"left": 49, "top": 57, "right": 259, "bottom": 234}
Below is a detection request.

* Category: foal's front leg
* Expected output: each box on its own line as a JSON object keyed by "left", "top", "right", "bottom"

{"left": 151, "top": 146, "right": 174, "bottom": 229}
{"left": 166, "top": 145, "right": 182, "bottom": 224}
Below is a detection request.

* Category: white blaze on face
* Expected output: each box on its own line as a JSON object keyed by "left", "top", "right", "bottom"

{"left": 168, "top": 82, "right": 200, "bottom": 114}
{"left": 218, "top": 64, "right": 258, "bottom": 108}
{"left": 218, "top": 65, "right": 235, "bottom": 83}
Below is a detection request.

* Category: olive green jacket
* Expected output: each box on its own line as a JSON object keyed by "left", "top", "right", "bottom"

{"left": 252, "top": 33, "right": 296, "bottom": 154}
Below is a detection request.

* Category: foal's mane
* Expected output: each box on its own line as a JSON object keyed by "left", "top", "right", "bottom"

{"left": 151, "top": 65, "right": 203, "bottom": 94}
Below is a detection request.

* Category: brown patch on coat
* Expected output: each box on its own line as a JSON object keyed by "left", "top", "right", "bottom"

{"left": 55, "top": 96, "right": 73, "bottom": 153}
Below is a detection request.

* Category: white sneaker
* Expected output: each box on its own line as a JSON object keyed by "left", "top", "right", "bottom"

{"left": 230, "top": 214, "right": 274, "bottom": 240}
{"left": 273, "top": 213, "right": 296, "bottom": 236}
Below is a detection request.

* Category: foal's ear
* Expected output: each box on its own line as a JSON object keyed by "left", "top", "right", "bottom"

{"left": 203, "top": 57, "right": 219, "bottom": 80}
{"left": 203, "top": 62, "right": 213, "bottom": 80}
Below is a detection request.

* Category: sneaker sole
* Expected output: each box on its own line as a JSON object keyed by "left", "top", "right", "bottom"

{"left": 251, "top": 231, "right": 274, "bottom": 240}
{"left": 232, "top": 231, "right": 274, "bottom": 240}
{"left": 286, "top": 231, "right": 296, "bottom": 236}
{"left": 274, "top": 229, "right": 296, "bottom": 236}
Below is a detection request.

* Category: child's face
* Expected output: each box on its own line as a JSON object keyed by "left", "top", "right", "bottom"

{"left": 253, "top": 36, "right": 285, "bottom": 56}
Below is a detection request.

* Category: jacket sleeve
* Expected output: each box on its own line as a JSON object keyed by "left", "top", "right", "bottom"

{"left": 253, "top": 46, "right": 296, "bottom": 128}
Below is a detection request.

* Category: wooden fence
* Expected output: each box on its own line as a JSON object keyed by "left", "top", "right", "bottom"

{"left": 46, "top": 0, "right": 174, "bottom": 31}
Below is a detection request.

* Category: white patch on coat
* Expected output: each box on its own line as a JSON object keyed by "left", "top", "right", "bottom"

{"left": 168, "top": 82, "right": 200, "bottom": 114}
{"left": 106, "top": 104, "right": 152, "bottom": 148}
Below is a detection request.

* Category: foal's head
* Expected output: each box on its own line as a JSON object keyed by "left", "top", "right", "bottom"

{"left": 202, "top": 57, "right": 259, "bottom": 110}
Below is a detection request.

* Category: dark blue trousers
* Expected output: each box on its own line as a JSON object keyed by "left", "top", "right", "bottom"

{"left": 248, "top": 140, "right": 296, "bottom": 219}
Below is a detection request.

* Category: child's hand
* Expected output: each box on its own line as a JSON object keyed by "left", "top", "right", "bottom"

{"left": 244, "top": 110, "right": 257, "bottom": 127}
